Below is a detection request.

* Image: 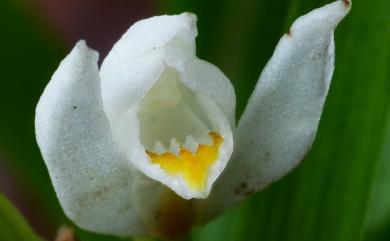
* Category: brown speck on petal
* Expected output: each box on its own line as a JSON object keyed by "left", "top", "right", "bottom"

{"left": 244, "top": 190, "right": 255, "bottom": 197}
{"left": 343, "top": 0, "right": 351, "bottom": 7}
{"left": 234, "top": 182, "right": 248, "bottom": 196}
{"left": 287, "top": 29, "right": 292, "bottom": 37}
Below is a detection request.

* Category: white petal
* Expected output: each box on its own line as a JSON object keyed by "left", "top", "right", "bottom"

{"left": 164, "top": 50, "right": 236, "bottom": 126}
{"left": 100, "top": 13, "right": 197, "bottom": 165}
{"left": 35, "top": 41, "right": 147, "bottom": 237}
{"left": 196, "top": 0, "right": 351, "bottom": 221}
{"left": 100, "top": 13, "right": 198, "bottom": 126}
{"left": 100, "top": 14, "right": 235, "bottom": 199}
{"left": 100, "top": 13, "right": 235, "bottom": 131}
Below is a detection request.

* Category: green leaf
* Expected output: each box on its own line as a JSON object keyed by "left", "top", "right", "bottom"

{"left": 0, "top": 194, "right": 44, "bottom": 241}
{"left": 364, "top": 97, "right": 390, "bottom": 240}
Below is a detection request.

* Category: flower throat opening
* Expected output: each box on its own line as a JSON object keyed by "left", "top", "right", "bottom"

{"left": 137, "top": 66, "right": 224, "bottom": 191}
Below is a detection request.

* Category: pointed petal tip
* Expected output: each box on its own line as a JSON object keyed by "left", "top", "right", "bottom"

{"left": 181, "top": 12, "right": 198, "bottom": 22}
{"left": 75, "top": 39, "right": 87, "bottom": 48}
{"left": 178, "top": 12, "right": 198, "bottom": 36}
{"left": 73, "top": 39, "right": 99, "bottom": 62}
{"left": 325, "top": 0, "right": 352, "bottom": 22}
{"left": 286, "top": 0, "right": 351, "bottom": 40}
{"left": 343, "top": 0, "right": 352, "bottom": 8}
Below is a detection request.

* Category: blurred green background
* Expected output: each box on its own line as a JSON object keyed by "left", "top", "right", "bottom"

{"left": 0, "top": 0, "right": 389, "bottom": 241}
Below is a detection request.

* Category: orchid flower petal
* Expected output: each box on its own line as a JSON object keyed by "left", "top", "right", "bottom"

{"left": 100, "top": 13, "right": 234, "bottom": 199}
{"left": 35, "top": 41, "right": 146, "bottom": 237}
{"left": 196, "top": 0, "right": 351, "bottom": 221}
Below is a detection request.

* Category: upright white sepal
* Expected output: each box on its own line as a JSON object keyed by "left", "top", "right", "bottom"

{"left": 197, "top": 0, "right": 351, "bottom": 221}
{"left": 35, "top": 41, "right": 147, "bottom": 237}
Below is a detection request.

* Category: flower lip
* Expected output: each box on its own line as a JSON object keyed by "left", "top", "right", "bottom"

{"left": 145, "top": 131, "right": 224, "bottom": 192}
{"left": 125, "top": 64, "right": 233, "bottom": 199}
{"left": 99, "top": 11, "right": 235, "bottom": 200}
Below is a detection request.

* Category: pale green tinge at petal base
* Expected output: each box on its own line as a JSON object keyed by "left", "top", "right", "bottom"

{"left": 196, "top": 0, "right": 351, "bottom": 221}
{"left": 35, "top": 41, "right": 147, "bottom": 237}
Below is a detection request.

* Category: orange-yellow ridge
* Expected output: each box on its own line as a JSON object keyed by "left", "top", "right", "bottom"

{"left": 146, "top": 132, "right": 224, "bottom": 191}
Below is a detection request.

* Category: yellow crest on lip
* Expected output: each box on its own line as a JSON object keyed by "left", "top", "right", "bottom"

{"left": 146, "top": 132, "right": 223, "bottom": 191}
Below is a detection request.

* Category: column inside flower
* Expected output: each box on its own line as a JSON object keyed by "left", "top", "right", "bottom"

{"left": 137, "top": 66, "right": 224, "bottom": 191}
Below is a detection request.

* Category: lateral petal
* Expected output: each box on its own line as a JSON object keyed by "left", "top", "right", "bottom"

{"left": 35, "top": 41, "right": 147, "bottom": 237}
{"left": 196, "top": 0, "right": 351, "bottom": 221}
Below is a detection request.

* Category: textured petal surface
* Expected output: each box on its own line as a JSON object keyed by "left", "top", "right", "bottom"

{"left": 196, "top": 0, "right": 351, "bottom": 221}
{"left": 35, "top": 41, "right": 147, "bottom": 237}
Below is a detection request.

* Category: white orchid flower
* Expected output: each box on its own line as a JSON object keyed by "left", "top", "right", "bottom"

{"left": 35, "top": 0, "right": 351, "bottom": 239}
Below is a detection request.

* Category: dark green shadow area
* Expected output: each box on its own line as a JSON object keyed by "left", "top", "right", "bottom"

{"left": 0, "top": 0, "right": 67, "bottom": 236}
